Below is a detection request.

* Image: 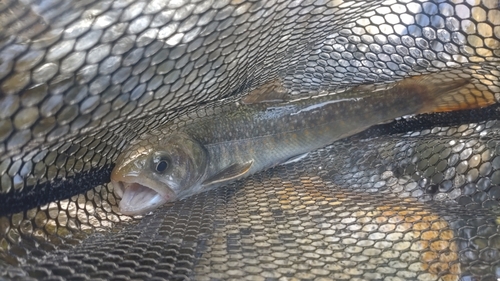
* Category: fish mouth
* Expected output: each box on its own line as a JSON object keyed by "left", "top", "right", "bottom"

{"left": 111, "top": 176, "right": 174, "bottom": 215}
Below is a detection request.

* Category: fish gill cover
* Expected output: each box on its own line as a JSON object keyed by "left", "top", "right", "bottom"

{"left": 0, "top": 0, "right": 499, "bottom": 280}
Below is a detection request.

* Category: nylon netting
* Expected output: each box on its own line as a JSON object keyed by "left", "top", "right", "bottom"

{"left": 1, "top": 0, "right": 500, "bottom": 280}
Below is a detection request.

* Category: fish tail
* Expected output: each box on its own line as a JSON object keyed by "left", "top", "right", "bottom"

{"left": 394, "top": 74, "right": 496, "bottom": 114}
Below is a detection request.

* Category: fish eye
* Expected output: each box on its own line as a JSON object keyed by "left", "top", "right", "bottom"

{"left": 156, "top": 160, "right": 168, "bottom": 173}
{"left": 151, "top": 153, "right": 171, "bottom": 174}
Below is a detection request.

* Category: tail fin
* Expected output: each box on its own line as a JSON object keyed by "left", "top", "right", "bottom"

{"left": 395, "top": 74, "right": 496, "bottom": 114}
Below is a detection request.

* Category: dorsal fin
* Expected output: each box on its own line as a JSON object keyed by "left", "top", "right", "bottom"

{"left": 241, "top": 79, "right": 289, "bottom": 104}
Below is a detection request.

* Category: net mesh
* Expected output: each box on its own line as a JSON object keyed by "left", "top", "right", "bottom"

{"left": 1, "top": 0, "right": 500, "bottom": 280}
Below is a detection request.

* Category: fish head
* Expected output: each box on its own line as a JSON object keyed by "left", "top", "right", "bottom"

{"left": 111, "top": 133, "right": 208, "bottom": 215}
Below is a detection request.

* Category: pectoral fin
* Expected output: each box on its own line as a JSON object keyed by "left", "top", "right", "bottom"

{"left": 202, "top": 161, "right": 253, "bottom": 186}
{"left": 281, "top": 153, "right": 309, "bottom": 165}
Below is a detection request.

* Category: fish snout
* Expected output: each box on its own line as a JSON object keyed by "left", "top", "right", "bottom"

{"left": 117, "top": 182, "right": 171, "bottom": 215}
{"left": 110, "top": 167, "right": 125, "bottom": 198}
{"left": 110, "top": 164, "right": 143, "bottom": 195}
{"left": 111, "top": 180, "right": 125, "bottom": 198}
{"left": 109, "top": 161, "right": 178, "bottom": 215}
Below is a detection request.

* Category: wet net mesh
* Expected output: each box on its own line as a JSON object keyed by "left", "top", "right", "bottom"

{"left": 0, "top": 0, "right": 500, "bottom": 280}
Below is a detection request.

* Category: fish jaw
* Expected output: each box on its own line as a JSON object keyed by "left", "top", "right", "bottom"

{"left": 110, "top": 174, "right": 176, "bottom": 215}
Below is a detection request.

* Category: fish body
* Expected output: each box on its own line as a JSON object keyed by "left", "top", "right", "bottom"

{"left": 111, "top": 76, "right": 493, "bottom": 215}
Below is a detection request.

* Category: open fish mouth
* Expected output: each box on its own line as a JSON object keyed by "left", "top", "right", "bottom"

{"left": 111, "top": 180, "right": 172, "bottom": 215}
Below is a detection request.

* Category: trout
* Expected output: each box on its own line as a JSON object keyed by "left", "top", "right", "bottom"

{"left": 110, "top": 76, "right": 493, "bottom": 215}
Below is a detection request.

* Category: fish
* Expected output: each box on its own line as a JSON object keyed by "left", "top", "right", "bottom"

{"left": 110, "top": 75, "right": 495, "bottom": 215}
